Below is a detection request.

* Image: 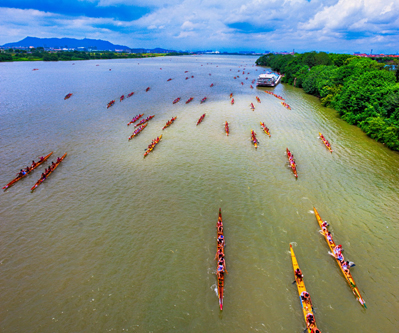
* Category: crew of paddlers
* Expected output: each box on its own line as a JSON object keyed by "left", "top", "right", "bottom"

{"left": 264, "top": 90, "right": 285, "bottom": 100}
{"left": 39, "top": 156, "right": 62, "bottom": 181}
{"left": 281, "top": 102, "right": 291, "bottom": 110}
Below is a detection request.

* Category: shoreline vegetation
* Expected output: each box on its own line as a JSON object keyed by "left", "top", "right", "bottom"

{"left": 0, "top": 48, "right": 188, "bottom": 62}
{"left": 256, "top": 52, "right": 399, "bottom": 151}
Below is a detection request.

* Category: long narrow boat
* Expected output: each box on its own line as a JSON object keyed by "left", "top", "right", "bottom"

{"left": 210, "top": 83, "right": 214, "bottom": 87}
{"left": 200, "top": 97, "right": 207, "bottom": 104}
{"left": 127, "top": 114, "right": 144, "bottom": 126}
{"left": 31, "top": 153, "right": 67, "bottom": 192}
{"left": 225, "top": 121, "right": 229, "bottom": 136}
{"left": 319, "top": 133, "right": 333, "bottom": 152}
{"left": 290, "top": 245, "right": 321, "bottom": 333}
{"left": 250, "top": 103, "right": 255, "bottom": 111}
{"left": 260, "top": 122, "right": 271, "bottom": 137}
{"left": 251, "top": 130, "right": 258, "bottom": 148}
{"left": 173, "top": 97, "right": 181, "bottom": 104}
{"left": 145, "top": 87, "right": 150, "bottom": 92}
{"left": 107, "top": 100, "right": 115, "bottom": 108}
{"left": 231, "top": 98, "right": 234, "bottom": 105}
{"left": 162, "top": 117, "right": 177, "bottom": 130}
{"left": 313, "top": 207, "right": 366, "bottom": 308}
{"left": 256, "top": 96, "right": 261, "bottom": 103}
{"left": 144, "top": 135, "right": 162, "bottom": 158}
{"left": 127, "top": 92, "right": 134, "bottom": 98}
{"left": 120, "top": 95, "right": 125, "bottom": 102}
{"left": 186, "top": 97, "right": 194, "bottom": 104}
{"left": 286, "top": 148, "right": 298, "bottom": 178}
{"left": 135, "top": 115, "right": 155, "bottom": 127}
{"left": 216, "top": 208, "right": 225, "bottom": 310}
{"left": 229, "top": 93, "right": 233, "bottom": 98}
{"left": 64, "top": 93, "right": 72, "bottom": 100}
{"left": 3, "top": 152, "right": 53, "bottom": 191}
{"left": 281, "top": 102, "right": 291, "bottom": 109}
{"left": 128, "top": 123, "right": 148, "bottom": 140}
{"left": 197, "top": 113, "right": 206, "bottom": 125}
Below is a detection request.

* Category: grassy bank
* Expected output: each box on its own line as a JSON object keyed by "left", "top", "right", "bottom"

{"left": 0, "top": 49, "right": 188, "bottom": 62}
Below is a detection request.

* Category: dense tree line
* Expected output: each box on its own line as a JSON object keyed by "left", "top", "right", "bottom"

{"left": 0, "top": 48, "right": 187, "bottom": 62}
{"left": 256, "top": 52, "right": 399, "bottom": 150}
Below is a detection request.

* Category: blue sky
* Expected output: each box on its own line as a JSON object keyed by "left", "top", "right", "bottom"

{"left": 0, "top": 0, "right": 398, "bottom": 53}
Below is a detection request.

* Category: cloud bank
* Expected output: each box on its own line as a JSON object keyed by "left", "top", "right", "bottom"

{"left": 0, "top": 0, "right": 398, "bottom": 53}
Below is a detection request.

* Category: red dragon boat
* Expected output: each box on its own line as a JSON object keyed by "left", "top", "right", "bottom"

{"left": 127, "top": 114, "right": 144, "bottom": 126}
{"left": 162, "top": 117, "right": 177, "bottom": 130}
{"left": 197, "top": 113, "right": 206, "bottom": 125}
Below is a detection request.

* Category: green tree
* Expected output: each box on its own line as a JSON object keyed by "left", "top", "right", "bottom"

{"left": 43, "top": 53, "right": 59, "bottom": 61}
{"left": 0, "top": 53, "right": 13, "bottom": 61}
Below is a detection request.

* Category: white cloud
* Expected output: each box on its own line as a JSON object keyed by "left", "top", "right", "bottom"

{"left": 1, "top": 0, "right": 398, "bottom": 53}
{"left": 301, "top": 0, "right": 399, "bottom": 32}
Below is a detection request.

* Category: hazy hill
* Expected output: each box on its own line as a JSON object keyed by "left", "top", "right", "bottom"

{"left": 2, "top": 37, "right": 130, "bottom": 51}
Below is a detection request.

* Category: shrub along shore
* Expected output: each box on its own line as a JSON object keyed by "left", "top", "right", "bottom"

{"left": 0, "top": 49, "right": 187, "bottom": 62}
{"left": 256, "top": 53, "right": 399, "bottom": 150}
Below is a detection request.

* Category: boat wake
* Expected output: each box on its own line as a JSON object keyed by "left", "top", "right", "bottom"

{"left": 211, "top": 284, "right": 218, "bottom": 297}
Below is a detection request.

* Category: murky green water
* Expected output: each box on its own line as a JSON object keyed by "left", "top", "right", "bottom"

{"left": 1, "top": 55, "right": 398, "bottom": 332}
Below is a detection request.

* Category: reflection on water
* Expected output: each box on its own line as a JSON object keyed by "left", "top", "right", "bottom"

{"left": 0, "top": 55, "right": 398, "bottom": 333}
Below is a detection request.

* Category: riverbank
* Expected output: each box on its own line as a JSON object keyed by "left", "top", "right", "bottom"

{"left": 256, "top": 53, "right": 399, "bottom": 151}
{"left": 0, "top": 50, "right": 188, "bottom": 62}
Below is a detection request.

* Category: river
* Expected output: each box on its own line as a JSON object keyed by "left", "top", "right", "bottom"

{"left": 0, "top": 55, "right": 398, "bottom": 332}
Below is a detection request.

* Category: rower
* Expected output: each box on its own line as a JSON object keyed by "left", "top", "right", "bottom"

{"left": 294, "top": 268, "right": 303, "bottom": 281}
{"left": 326, "top": 232, "right": 333, "bottom": 244}
{"left": 215, "top": 248, "right": 224, "bottom": 260}
{"left": 334, "top": 245, "right": 344, "bottom": 261}
{"left": 18, "top": 169, "right": 25, "bottom": 177}
{"left": 40, "top": 172, "right": 46, "bottom": 180}
{"left": 301, "top": 291, "right": 311, "bottom": 302}
{"left": 56, "top": 157, "right": 61, "bottom": 163}
{"left": 311, "top": 328, "right": 321, "bottom": 333}
{"left": 39, "top": 156, "right": 44, "bottom": 162}
{"left": 341, "top": 261, "right": 350, "bottom": 274}
{"left": 217, "top": 234, "right": 224, "bottom": 247}
{"left": 217, "top": 224, "right": 223, "bottom": 234}
{"left": 218, "top": 256, "right": 226, "bottom": 271}
{"left": 51, "top": 161, "right": 56, "bottom": 168}
{"left": 306, "top": 313, "right": 315, "bottom": 326}
{"left": 321, "top": 220, "right": 329, "bottom": 228}
{"left": 31, "top": 160, "right": 36, "bottom": 168}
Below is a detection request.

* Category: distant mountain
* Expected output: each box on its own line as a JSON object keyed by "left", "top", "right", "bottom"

{"left": 2, "top": 37, "right": 130, "bottom": 51}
